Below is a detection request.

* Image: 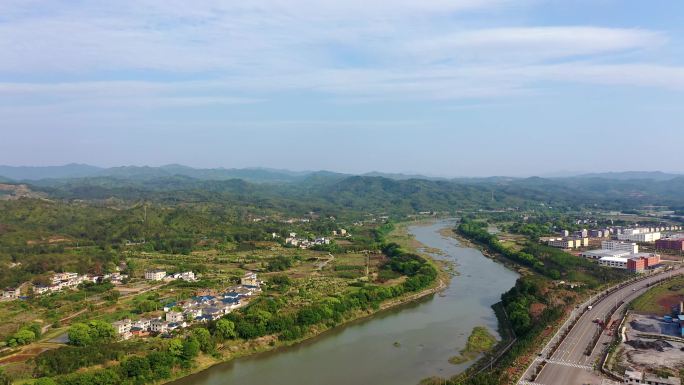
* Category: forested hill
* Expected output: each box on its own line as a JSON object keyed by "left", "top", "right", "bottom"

{"left": 2, "top": 165, "right": 684, "bottom": 213}
{"left": 24, "top": 175, "right": 518, "bottom": 215}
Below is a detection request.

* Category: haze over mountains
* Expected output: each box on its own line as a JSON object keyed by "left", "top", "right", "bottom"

{"left": 0, "top": 164, "right": 682, "bottom": 183}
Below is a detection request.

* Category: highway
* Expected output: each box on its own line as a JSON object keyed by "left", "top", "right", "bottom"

{"left": 518, "top": 266, "right": 683, "bottom": 385}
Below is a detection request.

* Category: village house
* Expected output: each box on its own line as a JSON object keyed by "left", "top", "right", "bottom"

{"left": 168, "top": 271, "right": 196, "bottom": 282}
{"left": 112, "top": 319, "right": 132, "bottom": 340}
{"left": 241, "top": 272, "right": 260, "bottom": 287}
{"left": 1, "top": 287, "right": 20, "bottom": 301}
{"left": 133, "top": 318, "right": 151, "bottom": 330}
{"left": 166, "top": 311, "right": 184, "bottom": 323}
{"left": 150, "top": 318, "right": 169, "bottom": 333}
{"left": 145, "top": 269, "right": 167, "bottom": 281}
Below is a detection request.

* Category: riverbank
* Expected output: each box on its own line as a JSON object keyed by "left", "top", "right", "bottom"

{"left": 165, "top": 220, "right": 518, "bottom": 385}
{"left": 163, "top": 221, "right": 450, "bottom": 385}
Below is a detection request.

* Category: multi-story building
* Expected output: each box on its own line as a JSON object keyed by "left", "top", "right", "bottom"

{"left": 548, "top": 237, "right": 588, "bottom": 249}
{"left": 145, "top": 269, "right": 166, "bottom": 281}
{"left": 601, "top": 241, "right": 639, "bottom": 254}
{"left": 112, "top": 319, "right": 132, "bottom": 339}
{"left": 580, "top": 249, "right": 632, "bottom": 260}
{"left": 150, "top": 319, "right": 168, "bottom": 333}
{"left": 598, "top": 256, "right": 628, "bottom": 269}
{"left": 133, "top": 319, "right": 151, "bottom": 330}
{"left": 656, "top": 238, "right": 684, "bottom": 251}
{"left": 617, "top": 228, "right": 661, "bottom": 243}
{"left": 627, "top": 254, "right": 660, "bottom": 273}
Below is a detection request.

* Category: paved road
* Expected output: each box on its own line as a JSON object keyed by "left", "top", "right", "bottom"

{"left": 520, "top": 267, "right": 683, "bottom": 385}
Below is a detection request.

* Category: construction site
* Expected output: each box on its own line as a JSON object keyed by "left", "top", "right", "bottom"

{"left": 607, "top": 302, "right": 684, "bottom": 385}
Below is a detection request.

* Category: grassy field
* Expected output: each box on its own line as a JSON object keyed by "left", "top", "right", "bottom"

{"left": 630, "top": 276, "right": 684, "bottom": 315}
{"left": 449, "top": 326, "right": 497, "bottom": 364}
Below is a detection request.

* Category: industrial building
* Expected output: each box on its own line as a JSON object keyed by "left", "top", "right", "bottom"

{"left": 581, "top": 241, "right": 638, "bottom": 260}
{"left": 598, "top": 256, "right": 628, "bottom": 269}
{"left": 581, "top": 249, "right": 632, "bottom": 260}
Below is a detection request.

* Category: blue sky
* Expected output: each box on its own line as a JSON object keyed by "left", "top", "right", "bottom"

{"left": 1, "top": 0, "right": 683, "bottom": 177}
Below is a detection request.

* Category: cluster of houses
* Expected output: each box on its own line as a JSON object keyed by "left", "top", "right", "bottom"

{"left": 284, "top": 232, "right": 331, "bottom": 249}
{"left": 33, "top": 271, "right": 129, "bottom": 295}
{"left": 112, "top": 272, "right": 261, "bottom": 340}
{"left": 545, "top": 225, "right": 683, "bottom": 250}
{"left": 144, "top": 269, "right": 196, "bottom": 282}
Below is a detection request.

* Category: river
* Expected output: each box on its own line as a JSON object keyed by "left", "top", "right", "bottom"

{"left": 171, "top": 220, "right": 519, "bottom": 385}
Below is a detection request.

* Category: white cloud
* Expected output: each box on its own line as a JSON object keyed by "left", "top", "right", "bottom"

{"left": 404, "top": 27, "right": 666, "bottom": 63}
{"left": 0, "top": 0, "right": 681, "bottom": 110}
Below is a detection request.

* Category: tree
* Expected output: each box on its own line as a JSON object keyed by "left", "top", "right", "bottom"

{"left": 192, "top": 328, "right": 215, "bottom": 354}
{"left": 167, "top": 338, "right": 184, "bottom": 358}
{"left": 87, "top": 320, "right": 116, "bottom": 342}
{"left": 13, "top": 329, "right": 36, "bottom": 345}
{"left": 29, "top": 323, "right": 43, "bottom": 339}
{"left": 181, "top": 336, "right": 200, "bottom": 360}
{"left": 215, "top": 319, "right": 236, "bottom": 340}
{"left": 68, "top": 323, "right": 93, "bottom": 346}
{"left": 120, "top": 356, "right": 151, "bottom": 381}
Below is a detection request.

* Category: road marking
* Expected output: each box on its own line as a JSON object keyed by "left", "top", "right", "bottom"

{"left": 543, "top": 359, "right": 594, "bottom": 370}
{"left": 519, "top": 381, "right": 546, "bottom": 385}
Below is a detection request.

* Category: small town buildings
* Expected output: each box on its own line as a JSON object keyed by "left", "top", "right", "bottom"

{"left": 602, "top": 241, "right": 639, "bottom": 254}
{"left": 599, "top": 254, "right": 660, "bottom": 272}
{"left": 241, "top": 272, "right": 259, "bottom": 287}
{"left": 51, "top": 272, "right": 79, "bottom": 285}
{"left": 626, "top": 254, "right": 661, "bottom": 273}
{"left": 133, "top": 319, "right": 151, "bottom": 330}
{"left": 166, "top": 311, "right": 184, "bottom": 323}
{"left": 548, "top": 237, "right": 588, "bottom": 249}
{"left": 598, "top": 256, "right": 628, "bottom": 269}
{"left": 656, "top": 238, "right": 684, "bottom": 251}
{"left": 617, "top": 228, "right": 661, "bottom": 243}
{"left": 145, "top": 269, "right": 167, "bottom": 281}
{"left": 581, "top": 249, "right": 632, "bottom": 260}
{"left": 112, "top": 319, "right": 132, "bottom": 340}
{"left": 150, "top": 319, "right": 168, "bottom": 333}
{"left": 169, "top": 271, "right": 196, "bottom": 281}
{"left": 1, "top": 287, "right": 20, "bottom": 301}
{"left": 184, "top": 308, "right": 203, "bottom": 319}
{"left": 33, "top": 285, "right": 51, "bottom": 295}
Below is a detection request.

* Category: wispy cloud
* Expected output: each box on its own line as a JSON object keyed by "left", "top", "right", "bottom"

{"left": 0, "top": 0, "right": 681, "bottom": 112}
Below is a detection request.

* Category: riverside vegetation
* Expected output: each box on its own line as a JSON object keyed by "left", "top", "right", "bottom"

{"left": 427, "top": 218, "right": 634, "bottom": 385}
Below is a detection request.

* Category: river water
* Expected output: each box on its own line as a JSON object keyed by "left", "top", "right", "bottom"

{"left": 171, "top": 220, "right": 518, "bottom": 385}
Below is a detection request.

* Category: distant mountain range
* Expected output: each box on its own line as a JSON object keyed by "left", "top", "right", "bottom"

{"left": 1, "top": 164, "right": 684, "bottom": 211}
{"left": 0, "top": 164, "right": 337, "bottom": 183}
{"left": 0, "top": 164, "right": 680, "bottom": 183}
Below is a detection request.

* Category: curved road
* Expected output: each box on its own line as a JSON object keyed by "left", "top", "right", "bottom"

{"left": 520, "top": 266, "right": 683, "bottom": 385}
